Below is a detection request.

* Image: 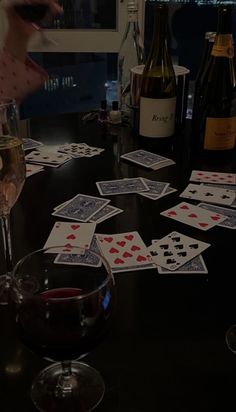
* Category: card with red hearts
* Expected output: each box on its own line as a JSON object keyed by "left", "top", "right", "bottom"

{"left": 43, "top": 221, "right": 96, "bottom": 253}
{"left": 96, "top": 231, "right": 155, "bottom": 273}
{"left": 160, "top": 202, "right": 226, "bottom": 230}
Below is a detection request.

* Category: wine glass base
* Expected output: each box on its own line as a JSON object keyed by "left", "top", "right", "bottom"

{"left": 31, "top": 361, "right": 105, "bottom": 412}
{"left": 0, "top": 274, "right": 11, "bottom": 305}
{"left": 226, "top": 324, "right": 236, "bottom": 354}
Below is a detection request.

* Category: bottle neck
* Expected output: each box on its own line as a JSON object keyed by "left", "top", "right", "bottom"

{"left": 217, "top": 5, "right": 233, "bottom": 35}
{"left": 127, "top": 9, "right": 138, "bottom": 23}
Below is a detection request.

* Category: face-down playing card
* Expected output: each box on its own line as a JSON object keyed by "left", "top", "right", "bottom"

{"left": 148, "top": 231, "right": 210, "bottom": 271}
{"left": 52, "top": 194, "right": 110, "bottom": 222}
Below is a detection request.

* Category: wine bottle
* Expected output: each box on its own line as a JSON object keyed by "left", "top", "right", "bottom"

{"left": 117, "top": 0, "right": 145, "bottom": 121}
{"left": 193, "top": 5, "right": 236, "bottom": 152}
{"left": 139, "top": 2, "right": 176, "bottom": 140}
{"left": 192, "top": 32, "right": 216, "bottom": 134}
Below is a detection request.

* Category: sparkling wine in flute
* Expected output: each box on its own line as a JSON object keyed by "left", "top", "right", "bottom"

{"left": 0, "top": 136, "right": 26, "bottom": 216}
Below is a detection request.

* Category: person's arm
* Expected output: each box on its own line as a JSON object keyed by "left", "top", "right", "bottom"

{"left": 0, "top": 0, "right": 62, "bottom": 102}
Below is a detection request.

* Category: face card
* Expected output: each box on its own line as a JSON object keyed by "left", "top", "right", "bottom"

{"left": 160, "top": 201, "right": 226, "bottom": 230}
{"left": 25, "top": 150, "right": 72, "bottom": 167}
{"left": 43, "top": 221, "right": 96, "bottom": 253}
{"left": 54, "top": 235, "right": 102, "bottom": 267}
{"left": 52, "top": 194, "right": 110, "bottom": 222}
{"left": 96, "top": 178, "right": 149, "bottom": 196}
{"left": 96, "top": 231, "right": 154, "bottom": 273}
{"left": 148, "top": 231, "right": 210, "bottom": 271}
{"left": 120, "top": 149, "right": 175, "bottom": 169}
{"left": 198, "top": 202, "right": 236, "bottom": 229}
{"left": 190, "top": 170, "right": 236, "bottom": 185}
{"left": 26, "top": 163, "right": 44, "bottom": 178}
{"left": 180, "top": 183, "right": 235, "bottom": 206}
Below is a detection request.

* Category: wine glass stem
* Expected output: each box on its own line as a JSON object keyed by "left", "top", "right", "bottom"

{"left": 56, "top": 361, "right": 74, "bottom": 397}
{"left": 1, "top": 214, "right": 13, "bottom": 277}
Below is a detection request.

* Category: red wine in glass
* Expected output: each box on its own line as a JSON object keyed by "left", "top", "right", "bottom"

{"left": 15, "top": 287, "right": 114, "bottom": 362}
{"left": 11, "top": 245, "right": 115, "bottom": 412}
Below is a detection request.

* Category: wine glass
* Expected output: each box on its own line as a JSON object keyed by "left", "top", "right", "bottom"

{"left": 225, "top": 325, "right": 236, "bottom": 354}
{"left": 0, "top": 97, "right": 26, "bottom": 305}
{"left": 10, "top": 245, "right": 115, "bottom": 412}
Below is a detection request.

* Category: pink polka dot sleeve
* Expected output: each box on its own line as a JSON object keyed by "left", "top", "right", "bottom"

{"left": 0, "top": 48, "right": 48, "bottom": 103}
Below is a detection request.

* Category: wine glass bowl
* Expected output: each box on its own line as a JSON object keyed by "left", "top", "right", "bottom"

{"left": 0, "top": 97, "right": 26, "bottom": 304}
{"left": 10, "top": 245, "right": 115, "bottom": 412}
{"left": 225, "top": 324, "right": 236, "bottom": 354}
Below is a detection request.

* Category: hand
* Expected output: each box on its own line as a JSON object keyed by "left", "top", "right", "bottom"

{"left": 2, "top": 0, "right": 63, "bottom": 61}
{"left": 3, "top": 0, "right": 63, "bottom": 38}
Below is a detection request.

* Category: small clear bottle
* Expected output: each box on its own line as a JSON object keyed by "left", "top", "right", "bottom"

{"left": 98, "top": 100, "right": 109, "bottom": 124}
{"left": 109, "top": 101, "right": 122, "bottom": 125}
{"left": 117, "top": 0, "right": 145, "bottom": 121}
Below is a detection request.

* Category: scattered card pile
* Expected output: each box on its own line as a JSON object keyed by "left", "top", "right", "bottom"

{"left": 139, "top": 178, "right": 177, "bottom": 200}
{"left": 96, "top": 177, "right": 176, "bottom": 199}
{"left": 148, "top": 231, "right": 210, "bottom": 273}
{"left": 25, "top": 150, "right": 72, "bottom": 168}
{"left": 120, "top": 149, "right": 175, "bottom": 170}
{"left": 58, "top": 142, "right": 104, "bottom": 158}
{"left": 52, "top": 194, "right": 123, "bottom": 224}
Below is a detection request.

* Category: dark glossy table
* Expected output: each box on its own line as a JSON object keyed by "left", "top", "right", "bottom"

{"left": 1, "top": 113, "right": 236, "bottom": 411}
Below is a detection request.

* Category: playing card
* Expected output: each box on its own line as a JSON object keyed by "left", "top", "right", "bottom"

{"left": 157, "top": 254, "right": 208, "bottom": 274}
{"left": 120, "top": 149, "right": 175, "bottom": 170}
{"left": 43, "top": 221, "right": 96, "bottom": 253}
{"left": 22, "top": 138, "right": 43, "bottom": 151}
{"left": 96, "top": 178, "right": 149, "bottom": 196}
{"left": 201, "top": 183, "right": 236, "bottom": 208}
{"left": 52, "top": 194, "right": 110, "bottom": 222}
{"left": 89, "top": 205, "right": 123, "bottom": 224}
{"left": 148, "top": 231, "right": 210, "bottom": 271}
{"left": 25, "top": 150, "right": 72, "bottom": 167}
{"left": 160, "top": 201, "right": 226, "bottom": 230}
{"left": 180, "top": 183, "right": 235, "bottom": 206}
{"left": 26, "top": 163, "right": 44, "bottom": 177}
{"left": 58, "top": 143, "right": 104, "bottom": 158}
{"left": 190, "top": 170, "right": 236, "bottom": 185}
{"left": 54, "top": 235, "right": 102, "bottom": 267}
{"left": 138, "top": 179, "right": 169, "bottom": 200}
{"left": 198, "top": 202, "right": 236, "bottom": 229}
{"left": 96, "top": 231, "right": 154, "bottom": 273}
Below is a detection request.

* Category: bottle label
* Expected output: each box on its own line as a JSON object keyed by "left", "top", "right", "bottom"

{"left": 139, "top": 97, "right": 176, "bottom": 138}
{"left": 128, "top": 11, "right": 138, "bottom": 22}
{"left": 211, "top": 34, "right": 234, "bottom": 58}
{"left": 204, "top": 116, "right": 236, "bottom": 150}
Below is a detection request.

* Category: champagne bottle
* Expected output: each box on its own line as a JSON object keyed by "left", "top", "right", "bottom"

{"left": 117, "top": 0, "right": 145, "bottom": 121}
{"left": 192, "top": 32, "right": 216, "bottom": 133}
{"left": 139, "top": 2, "right": 176, "bottom": 139}
{"left": 194, "top": 5, "right": 236, "bottom": 152}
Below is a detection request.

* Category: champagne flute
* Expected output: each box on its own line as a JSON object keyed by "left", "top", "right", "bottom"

{"left": 10, "top": 245, "right": 116, "bottom": 412}
{"left": 0, "top": 97, "right": 26, "bottom": 305}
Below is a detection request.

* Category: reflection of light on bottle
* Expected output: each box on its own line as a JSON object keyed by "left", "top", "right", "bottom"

{"left": 101, "top": 291, "right": 111, "bottom": 310}
{"left": 4, "top": 348, "right": 22, "bottom": 375}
